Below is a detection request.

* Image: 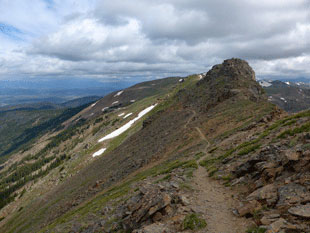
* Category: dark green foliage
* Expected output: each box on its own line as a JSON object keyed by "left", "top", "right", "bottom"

{"left": 183, "top": 213, "right": 207, "bottom": 230}
{"left": 0, "top": 104, "right": 88, "bottom": 158}
{"left": 111, "top": 118, "right": 119, "bottom": 126}
{"left": 19, "top": 188, "right": 26, "bottom": 198}
{"left": 0, "top": 154, "right": 68, "bottom": 210}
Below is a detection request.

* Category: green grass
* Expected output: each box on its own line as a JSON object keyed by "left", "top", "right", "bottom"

{"left": 277, "top": 122, "right": 310, "bottom": 138}
{"left": 246, "top": 226, "right": 267, "bottom": 233}
{"left": 194, "top": 152, "right": 205, "bottom": 160}
{"left": 237, "top": 144, "right": 261, "bottom": 156}
{"left": 218, "top": 110, "right": 310, "bottom": 162}
{"left": 183, "top": 213, "right": 207, "bottom": 231}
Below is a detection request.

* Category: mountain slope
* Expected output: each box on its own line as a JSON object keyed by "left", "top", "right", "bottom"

{"left": 260, "top": 80, "right": 310, "bottom": 112}
{"left": 2, "top": 59, "right": 309, "bottom": 232}
{"left": 0, "top": 59, "right": 280, "bottom": 233}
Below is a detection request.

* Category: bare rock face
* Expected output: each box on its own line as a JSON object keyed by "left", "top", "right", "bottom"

{"left": 121, "top": 184, "right": 177, "bottom": 231}
{"left": 277, "top": 183, "right": 308, "bottom": 207}
{"left": 247, "top": 183, "right": 278, "bottom": 205}
{"left": 179, "top": 58, "right": 266, "bottom": 112}
{"left": 288, "top": 204, "right": 310, "bottom": 218}
{"left": 222, "top": 58, "right": 256, "bottom": 81}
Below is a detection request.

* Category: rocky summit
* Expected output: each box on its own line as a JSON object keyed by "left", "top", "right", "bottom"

{"left": 0, "top": 58, "right": 309, "bottom": 233}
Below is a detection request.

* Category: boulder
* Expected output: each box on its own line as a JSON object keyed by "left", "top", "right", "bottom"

{"left": 247, "top": 184, "right": 278, "bottom": 205}
{"left": 237, "top": 200, "right": 261, "bottom": 217}
{"left": 288, "top": 204, "right": 310, "bottom": 218}
{"left": 266, "top": 218, "right": 297, "bottom": 233}
{"left": 122, "top": 184, "right": 175, "bottom": 231}
{"left": 277, "top": 183, "right": 308, "bottom": 206}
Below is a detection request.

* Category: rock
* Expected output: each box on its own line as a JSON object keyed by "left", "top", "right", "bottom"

{"left": 170, "top": 182, "right": 179, "bottom": 189}
{"left": 288, "top": 204, "right": 310, "bottom": 218}
{"left": 237, "top": 200, "right": 261, "bottom": 217}
{"left": 163, "top": 205, "right": 174, "bottom": 216}
{"left": 247, "top": 184, "right": 278, "bottom": 205}
{"left": 231, "top": 176, "right": 246, "bottom": 186}
{"left": 285, "top": 150, "right": 299, "bottom": 161}
{"left": 152, "top": 212, "right": 163, "bottom": 222}
{"left": 133, "top": 222, "right": 172, "bottom": 233}
{"left": 179, "top": 195, "right": 190, "bottom": 206}
{"left": 266, "top": 218, "right": 297, "bottom": 233}
{"left": 121, "top": 184, "right": 174, "bottom": 231}
{"left": 277, "top": 183, "right": 308, "bottom": 206}
{"left": 260, "top": 213, "right": 280, "bottom": 225}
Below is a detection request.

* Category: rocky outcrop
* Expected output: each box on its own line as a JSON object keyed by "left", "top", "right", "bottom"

{"left": 178, "top": 58, "right": 266, "bottom": 113}
{"left": 120, "top": 183, "right": 193, "bottom": 232}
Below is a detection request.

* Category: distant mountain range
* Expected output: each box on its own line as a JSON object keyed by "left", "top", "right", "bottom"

{"left": 259, "top": 79, "right": 310, "bottom": 112}
{"left": 0, "top": 78, "right": 137, "bottom": 106}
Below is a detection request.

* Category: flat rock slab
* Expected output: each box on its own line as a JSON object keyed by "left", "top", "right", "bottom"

{"left": 288, "top": 204, "right": 310, "bottom": 218}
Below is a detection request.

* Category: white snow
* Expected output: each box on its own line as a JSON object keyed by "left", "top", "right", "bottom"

{"left": 102, "top": 107, "right": 109, "bottom": 111}
{"left": 130, "top": 100, "right": 135, "bottom": 103}
{"left": 123, "top": 113, "right": 133, "bottom": 119}
{"left": 112, "top": 101, "right": 119, "bottom": 105}
{"left": 118, "top": 113, "right": 125, "bottom": 117}
{"left": 280, "top": 97, "right": 287, "bottom": 103}
{"left": 98, "top": 104, "right": 157, "bottom": 142}
{"left": 92, "top": 148, "right": 106, "bottom": 157}
{"left": 285, "top": 82, "right": 290, "bottom": 85}
{"left": 91, "top": 102, "right": 97, "bottom": 107}
{"left": 114, "top": 90, "right": 124, "bottom": 97}
{"left": 198, "top": 74, "right": 203, "bottom": 80}
{"left": 259, "top": 80, "right": 272, "bottom": 87}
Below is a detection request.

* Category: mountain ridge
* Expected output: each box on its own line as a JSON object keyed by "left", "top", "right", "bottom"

{"left": 0, "top": 59, "right": 309, "bottom": 232}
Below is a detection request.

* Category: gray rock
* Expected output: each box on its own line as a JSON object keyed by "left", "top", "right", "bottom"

{"left": 288, "top": 204, "right": 310, "bottom": 218}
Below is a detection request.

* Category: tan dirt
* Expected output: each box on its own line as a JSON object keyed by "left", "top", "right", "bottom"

{"left": 191, "top": 127, "right": 252, "bottom": 233}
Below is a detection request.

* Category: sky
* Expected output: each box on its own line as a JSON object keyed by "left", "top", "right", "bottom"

{"left": 0, "top": 0, "right": 309, "bottom": 82}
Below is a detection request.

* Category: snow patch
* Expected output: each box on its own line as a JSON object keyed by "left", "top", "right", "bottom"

{"left": 91, "top": 102, "right": 97, "bottom": 107}
{"left": 118, "top": 113, "right": 125, "bottom": 117}
{"left": 114, "top": 90, "right": 123, "bottom": 97}
{"left": 112, "top": 101, "right": 119, "bottom": 105}
{"left": 280, "top": 97, "right": 287, "bottom": 103}
{"left": 285, "top": 82, "right": 290, "bottom": 85}
{"left": 259, "top": 80, "right": 272, "bottom": 87}
{"left": 98, "top": 104, "right": 157, "bottom": 142}
{"left": 92, "top": 148, "right": 106, "bottom": 157}
{"left": 102, "top": 107, "right": 109, "bottom": 111}
{"left": 130, "top": 100, "right": 135, "bottom": 103}
{"left": 123, "top": 113, "right": 133, "bottom": 119}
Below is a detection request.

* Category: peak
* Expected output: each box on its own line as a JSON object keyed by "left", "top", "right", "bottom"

{"left": 179, "top": 59, "right": 265, "bottom": 111}
{"left": 208, "top": 58, "right": 256, "bottom": 82}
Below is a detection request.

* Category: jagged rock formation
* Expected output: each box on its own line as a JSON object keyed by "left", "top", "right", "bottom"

{"left": 178, "top": 58, "right": 265, "bottom": 113}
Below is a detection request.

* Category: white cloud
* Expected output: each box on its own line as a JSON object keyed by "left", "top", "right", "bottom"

{"left": 0, "top": 0, "right": 309, "bottom": 81}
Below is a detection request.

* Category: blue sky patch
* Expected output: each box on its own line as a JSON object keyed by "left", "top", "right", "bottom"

{"left": 0, "top": 23, "right": 25, "bottom": 41}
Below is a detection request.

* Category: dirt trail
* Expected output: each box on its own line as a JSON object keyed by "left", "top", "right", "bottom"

{"left": 191, "top": 127, "right": 251, "bottom": 233}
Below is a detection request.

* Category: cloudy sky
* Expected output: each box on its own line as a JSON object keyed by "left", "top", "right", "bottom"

{"left": 0, "top": 0, "right": 309, "bottom": 82}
